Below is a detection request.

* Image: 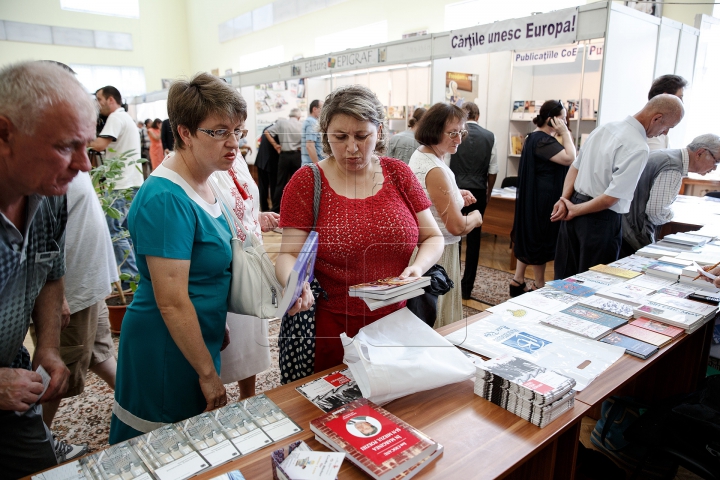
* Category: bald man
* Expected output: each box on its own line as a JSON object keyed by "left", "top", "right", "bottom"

{"left": 551, "top": 94, "right": 684, "bottom": 278}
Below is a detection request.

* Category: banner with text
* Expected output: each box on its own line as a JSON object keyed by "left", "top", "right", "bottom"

{"left": 449, "top": 8, "right": 579, "bottom": 57}
{"left": 514, "top": 45, "right": 579, "bottom": 66}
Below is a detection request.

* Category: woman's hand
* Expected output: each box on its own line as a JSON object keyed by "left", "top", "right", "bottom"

{"left": 286, "top": 282, "right": 315, "bottom": 316}
{"left": 553, "top": 116, "right": 570, "bottom": 136}
{"left": 259, "top": 212, "right": 280, "bottom": 232}
{"left": 200, "top": 373, "right": 227, "bottom": 412}
{"left": 460, "top": 189, "right": 476, "bottom": 207}
{"left": 399, "top": 265, "right": 424, "bottom": 279}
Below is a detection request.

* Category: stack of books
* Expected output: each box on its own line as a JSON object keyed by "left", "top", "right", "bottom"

{"left": 644, "top": 261, "right": 683, "bottom": 281}
{"left": 600, "top": 317, "right": 686, "bottom": 359}
{"left": 663, "top": 232, "right": 711, "bottom": 247}
{"left": 473, "top": 355, "right": 576, "bottom": 428}
{"left": 540, "top": 312, "right": 612, "bottom": 339}
{"left": 349, "top": 277, "right": 430, "bottom": 311}
{"left": 576, "top": 295, "right": 634, "bottom": 320}
{"left": 310, "top": 399, "right": 443, "bottom": 480}
{"left": 634, "top": 293, "right": 718, "bottom": 333}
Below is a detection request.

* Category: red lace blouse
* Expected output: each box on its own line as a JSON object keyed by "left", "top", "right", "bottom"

{"left": 279, "top": 157, "right": 432, "bottom": 316}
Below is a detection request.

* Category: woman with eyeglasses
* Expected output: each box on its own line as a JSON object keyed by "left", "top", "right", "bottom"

{"left": 276, "top": 85, "right": 444, "bottom": 373}
{"left": 409, "top": 103, "right": 483, "bottom": 327}
{"left": 509, "top": 100, "right": 575, "bottom": 297}
{"left": 211, "top": 130, "right": 280, "bottom": 400}
{"left": 109, "top": 73, "right": 293, "bottom": 444}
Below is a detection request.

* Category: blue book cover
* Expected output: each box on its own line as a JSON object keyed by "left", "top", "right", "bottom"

{"left": 276, "top": 231, "right": 318, "bottom": 317}
{"left": 600, "top": 332, "right": 658, "bottom": 359}
{"left": 560, "top": 305, "right": 627, "bottom": 329}
{"left": 548, "top": 280, "right": 596, "bottom": 297}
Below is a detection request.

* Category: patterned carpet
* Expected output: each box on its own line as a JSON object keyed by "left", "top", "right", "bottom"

{"left": 461, "top": 262, "right": 531, "bottom": 306}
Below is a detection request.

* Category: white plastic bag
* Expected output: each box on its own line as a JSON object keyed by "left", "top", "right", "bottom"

{"left": 341, "top": 308, "right": 476, "bottom": 404}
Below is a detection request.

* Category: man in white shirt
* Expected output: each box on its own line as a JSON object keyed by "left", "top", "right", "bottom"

{"left": 551, "top": 94, "right": 684, "bottom": 279}
{"left": 622, "top": 134, "right": 720, "bottom": 254}
{"left": 89, "top": 86, "right": 144, "bottom": 283}
{"left": 646, "top": 74, "right": 687, "bottom": 151}
{"left": 266, "top": 108, "right": 302, "bottom": 214}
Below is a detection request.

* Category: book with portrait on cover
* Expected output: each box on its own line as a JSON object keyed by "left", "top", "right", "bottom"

{"left": 310, "top": 399, "right": 439, "bottom": 480}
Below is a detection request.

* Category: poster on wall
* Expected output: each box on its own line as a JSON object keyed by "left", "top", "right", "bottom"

{"left": 254, "top": 79, "right": 307, "bottom": 135}
{"left": 445, "top": 72, "right": 477, "bottom": 107}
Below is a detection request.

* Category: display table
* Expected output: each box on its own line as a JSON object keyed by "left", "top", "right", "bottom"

{"left": 483, "top": 195, "right": 517, "bottom": 270}
{"left": 658, "top": 194, "right": 720, "bottom": 238}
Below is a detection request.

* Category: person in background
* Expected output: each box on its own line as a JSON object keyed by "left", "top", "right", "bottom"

{"left": 552, "top": 95, "right": 685, "bottom": 279}
{"left": 89, "top": 85, "right": 143, "bottom": 288}
{"left": 647, "top": 75, "right": 687, "bottom": 151}
{"left": 110, "top": 73, "right": 266, "bottom": 443}
{"left": 387, "top": 107, "right": 426, "bottom": 164}
{"left": 449, "top": 102, "right": 497, "bottom": 299}
{"left": 161, "top": 118, "right": 174, "bottom": 156}
{"left": 267, "top": 108, "right": 303, "bottom": 214}
{"left": 409, "top": 103, "right": 482, "bottom": 327}
{"left": 255, "top": 123, "right": 280, "bottom": 212}
{"left": 138, "top": 120, "right": 151, "bottom": 178}
{"left": 212, "top": 149, "right": 280, "bottom": 399}
{"left": 0, "top": 60, "right": 95, "bottom": 477}
{"left": 622, "top": 134, "right": 720, "bottom": 255}
{"left": 147, "top": 118, "right": 164, "bottom": 170}
{"left": 301, "top": 99, "right": 324, "bottom": 165}
{"left": 510, "top": 100, "right": 575, "bottom": 296}
{"left": 277, "top": 85, "right": 443, "bottom": 372}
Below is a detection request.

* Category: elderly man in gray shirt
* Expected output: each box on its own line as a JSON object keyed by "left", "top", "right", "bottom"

{"left": 551, "top": 95, "right": 684, "bottom": 279}
{"left": 266, "top": 108, "right": 303, "bottom": 214}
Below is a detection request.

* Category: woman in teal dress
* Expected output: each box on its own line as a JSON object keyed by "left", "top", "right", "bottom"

{"left": 109, "top": 73, "right": 249, "bottom": 443}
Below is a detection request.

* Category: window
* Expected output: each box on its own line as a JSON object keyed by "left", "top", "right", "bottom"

{"left": 239, "top": 46, "right": 285, "bottom": 72}
{"left": 444, "top": 0, "right": 580, "bottom": 31}
{"left": 60, "top": 0, "right": 139, "bottom": 18}
{"left": 315, "top": 21, "right": 387, "bottom": 55}
{"left": 70, "top": 64, "right": 146, "bottom": 97}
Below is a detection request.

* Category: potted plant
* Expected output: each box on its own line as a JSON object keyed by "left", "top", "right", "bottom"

{"left": 90, "top": 148, "right": 145, "bottom": 333}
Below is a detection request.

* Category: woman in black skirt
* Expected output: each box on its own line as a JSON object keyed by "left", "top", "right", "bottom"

{"left": 510, "top": 100, "right": 576, "bottom": 296}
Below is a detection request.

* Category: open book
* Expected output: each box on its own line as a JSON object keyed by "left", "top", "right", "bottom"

{"left": 275, "top": 231, "right": 318, "bottom": 318}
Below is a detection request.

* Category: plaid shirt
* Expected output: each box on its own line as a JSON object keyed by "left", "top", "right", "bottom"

{"left": 646, "top": 148, "right": 689, "bottom": 225}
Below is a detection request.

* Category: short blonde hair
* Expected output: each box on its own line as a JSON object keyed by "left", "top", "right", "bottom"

{"left": 318, "top": 85, "right": 387, "bottom": 156}
{"left": 167, "top": 73, "right": 247, "bottom": 149}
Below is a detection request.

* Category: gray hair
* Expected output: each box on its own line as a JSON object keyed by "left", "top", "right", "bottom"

{"left": 318, "top": 84, "right": 387, "bottom": 156}
{"left": 688, "top": 134, "right": 720, "bottom": 157}
{"left": 0, "top": 61, "right": 96, "bottom": 135}
{"left": 289, "top": 108, "right": 302, "bottom": 119}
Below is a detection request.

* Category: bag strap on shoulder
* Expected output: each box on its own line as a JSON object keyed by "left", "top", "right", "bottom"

{"left": 208, "top": 177, "right": 254, "bottom": 244}
{"left": 307, "top": 163, "right": 321, "bottom": 230}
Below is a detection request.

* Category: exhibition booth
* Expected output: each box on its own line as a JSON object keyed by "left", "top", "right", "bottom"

{"left": 127, "top": 1, "right": 702, "bottom": 184}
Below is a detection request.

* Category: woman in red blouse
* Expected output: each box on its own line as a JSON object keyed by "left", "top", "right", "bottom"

{"left": 276, "top": 85, "right": 444, "bottom": 372}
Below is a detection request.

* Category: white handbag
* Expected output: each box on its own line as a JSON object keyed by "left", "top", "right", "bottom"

{"left": 210, "top": 179, "right": 282, "bottom": 319}
{"left": 341, "top": 308, "right": 476, "bottom": 404}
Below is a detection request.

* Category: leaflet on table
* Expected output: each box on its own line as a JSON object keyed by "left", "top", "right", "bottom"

{"left": 608, "top": 255, "right": 658, "bottom": 273}
{"left": 79, "top": 443, "right": 154, "bottom": 480}
{"left": 485, "top": 301, "right": 548, "bottom": 324}
{"left": 129, "top": 425, "right": 210, "bottom": 480}
{"left": 279, "top": 441, "right": 344, "bottom": 480}
{"left": 296, "top": 369, "right": 364, "bottom": 413}
{"left": 509, "top": 288, "right": 579, "bottom": 315}
{"left": 240, "top": 394, "right": 303, "bottom": 442}
{"left": 16, "top": 365, "right": 50, "bottom": 415}
{"left": 214, "top": 403, "right": 273, "bottom": 455}
{"left": 595, "top": 283, "right": 655, "bottom": 307}
{"left": 560, "top": 304, "right": 627, "bottom": 329}
{"left": 444, "top": 314, "right": 625, "bottom": 390}
{"left": 276, "top": 231, "right": 319, "bottom": 318}
{"left": 624, "top": 274, "right": 677, "bottom": 290}
{"left": 180, "top": 413, "right": 241, "bottom": 467}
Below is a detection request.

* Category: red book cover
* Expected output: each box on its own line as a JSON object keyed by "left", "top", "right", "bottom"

{"left": 615, "top": 324, "right": 673, "bottom": 348}
{"left": 630, "top": 318, "right": 684, "bottom": 339}
{"left": 310, "top": 399, "right": 437, "bottom": 480}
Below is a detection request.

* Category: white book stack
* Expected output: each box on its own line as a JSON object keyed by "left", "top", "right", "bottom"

{"left": 633, "top": 293, "right": 718, "bottom": 333}
{"left": 636, "top": 245, "right": 678, "bottom": 259}
{"left": 663, "top": 232, "right": 710, "bottom": 247}
{"left": 644, "top": 262, "right": 683, "bottom": 281}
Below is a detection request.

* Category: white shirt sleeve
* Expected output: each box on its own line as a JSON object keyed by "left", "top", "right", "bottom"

{"left": 488, "top": 135, "right": 498, "bottom": 175}
{"left": 645, "top": 169, "right": 682, "bottom": 225}
{"left": 99, "top": 112, "right": 123, "bottom": 140}
{"left": 604, "top": 147, "right": 649, "bottom": 200}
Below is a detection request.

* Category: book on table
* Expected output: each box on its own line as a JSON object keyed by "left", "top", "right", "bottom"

{"left": 276, "top": 231, "right": 319, "bottom": 318}
{"left": 509, "top": 287, "right": 580, "bottom": 315}
{"left": 600, "top": 332, "right": 659, "bottom": 360}
{"left": 656, "top": 282, "right": 697, "bottom": 298}
{"left": 568, "top": 271, "right": 627, "bottom": 289}
{"left": 178, "top": 412, "right": 241, "bottom": 468}
{"left": 589, "top": 264, "right": 642, "bottom": 279}
{"left": 644, "top": 262, "right": 683, "bottom": 280}
{"left": 663, "top": 232, "right": 710, "bottom": 246}
{"left": 348, "top": 276, "right": 430, "bottom": 300}
{"left": 625, "top": 274, "right": 677, "bottom": 290}
{"left": 474, "top": 382, "right": 575, "bottom": 428}
{"left": 128, "top": 424, "right": 211, "bottom": 480}
{"left": 560, "top": 304, "right": 628, "bottom": 329}
{"left": 546, "top": 280, "right": 596, "bottom": 297}
{"left": 630, "top": 317, "right": 684, "bottom": 338}
{"left": 633, "top": 293, "right": 718, "bottom": 332}
{"left": 595, "top": 283, "right": 655, "bottom": 307}
{"left": 577, "top": 295, "right": 634, "bottom": 320}
{"left": 296, "top": 369, "right": 364, "bottom": 413}
{"left": 614, "top": 324, "right": 673, "bottom": 348}
{"left": 540, "top": 312, "right": 612, "bottom": 339}
{"left": 310, "top": 399, "right": 440, "bottom": 480}
{"left": 608, "top": 255, "right": 659, "bottom": 273}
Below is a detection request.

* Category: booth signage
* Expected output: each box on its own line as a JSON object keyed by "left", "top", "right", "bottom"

{"left": 291, "top": 48, "right": 379, "bottom": 76}
{"left": 514, "top": 45, "right": 579, "bottom": 66}
{"left": 587, "top": 42, "right": 604, "bottom": 60}
{"left": 449, "top": 8, "right": 579, "bottom": 57}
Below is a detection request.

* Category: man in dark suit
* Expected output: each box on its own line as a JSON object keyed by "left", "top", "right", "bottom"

{"left": 161, "top": 118, "right": 174, "bottom": 156}
{"left": 450, "top": 102, "right": 497, "bottom": 299}
{"left": 255, "top": 123, "right": 280, "bottom": 212}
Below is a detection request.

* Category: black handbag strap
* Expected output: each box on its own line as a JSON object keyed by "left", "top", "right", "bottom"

{"left": 307, "top": 163, "right": 321, "bottom": 230}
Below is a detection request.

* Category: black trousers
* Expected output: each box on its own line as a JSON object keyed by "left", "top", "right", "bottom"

{"left": 458, "top": 188, "right": 487, "bottom": 297}
{"left": 554, "top": 192, "right": 622, "bottom": 280}
{"left": 272, "top": 151, "right": 301, "bottom": 214}
{"left": 257, "top": 166, "right": 277, "bottom": 212}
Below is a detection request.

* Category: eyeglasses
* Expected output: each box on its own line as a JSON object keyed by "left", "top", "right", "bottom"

{"left": 197, "top": 128, "right": 248, "bottom": 140}
{"left": 444, "top": 130, "right": 468, "bottom": 139}
{"left": 706, "top": 149, "right": 718, "bottom": 164}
